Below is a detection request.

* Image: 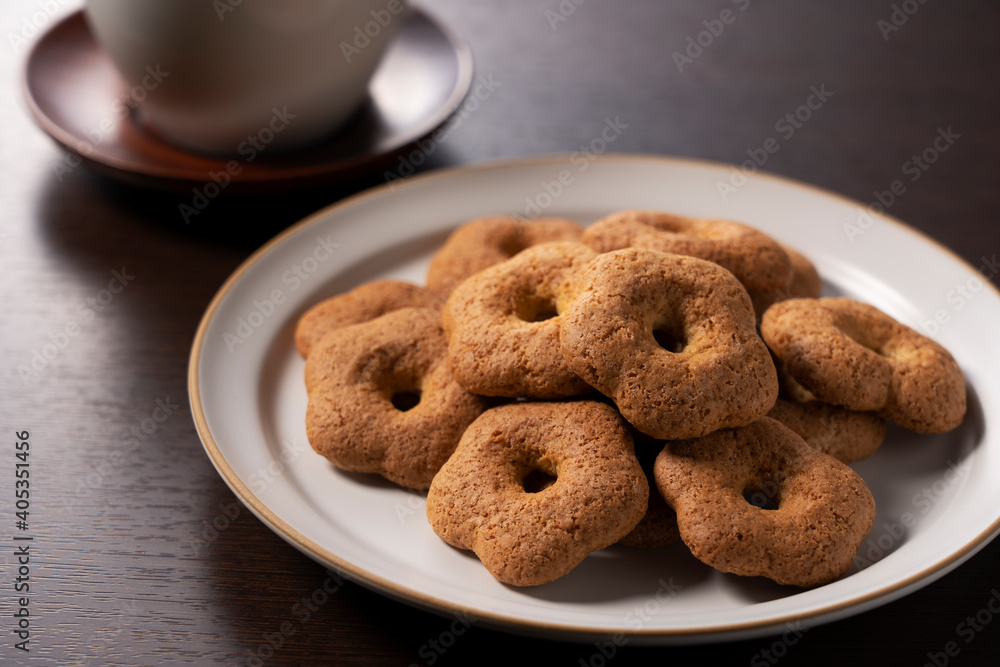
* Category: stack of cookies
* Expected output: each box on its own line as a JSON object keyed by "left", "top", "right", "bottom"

{"left": 297, "top": 211, "right": 967, "bottom": 588}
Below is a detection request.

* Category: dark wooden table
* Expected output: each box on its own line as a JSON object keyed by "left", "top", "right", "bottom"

{"left": 3, "top": 1, "right": 999, "bottom": 665}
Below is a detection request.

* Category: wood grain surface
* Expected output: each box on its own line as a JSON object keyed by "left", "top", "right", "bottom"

{"left": 2, "top": 1, "right": 999, "bottom": 665}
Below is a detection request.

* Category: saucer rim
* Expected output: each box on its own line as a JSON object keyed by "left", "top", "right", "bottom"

{"left": 22, "top": 7, "right": 475, "bottom": 192}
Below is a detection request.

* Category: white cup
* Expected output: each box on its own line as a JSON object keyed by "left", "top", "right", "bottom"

{"left": 84, "top": 0, "right": 406, "bottom": 155}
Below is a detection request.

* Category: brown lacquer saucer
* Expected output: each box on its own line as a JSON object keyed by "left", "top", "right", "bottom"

{"left": 23, "top": 8, "right": 473, "bottom": 193}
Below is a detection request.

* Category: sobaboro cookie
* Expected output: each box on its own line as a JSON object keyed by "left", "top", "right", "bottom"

{"left": 654, "top": 417, "right": 876, "bottom": 587}
{"left": 442, "top": 242, "right": 596, "bottom": 398}
{"left": 426, "top": 401, "right": 648, "bottom": 586}
{"left": 760, "top": 297, "right": 966, "bottom": 433}
{"left": 560, "top": 248, "right": 778, "bottom": 439}
{"left": 305, "top": 307, "right": 486, "bottom": 490}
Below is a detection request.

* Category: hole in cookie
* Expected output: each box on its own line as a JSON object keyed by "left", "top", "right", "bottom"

{"left": 390, "top": 390, "right": 422, "bottom": 412}
{"left": 522, "top": 469, "right": 557, "bottom": 493}
{"left": 653, "top": 326, "right": 686, "bottom": 353}
{"left": 743, "top": 486, "right": 780, "bottom": 511}
{"left": 515, "top": 296, "right": 559, "bottom": 323}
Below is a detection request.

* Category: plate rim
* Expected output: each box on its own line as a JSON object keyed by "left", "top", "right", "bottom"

{"left": 188, "top": 152, "right": 1000, "bottom": 642}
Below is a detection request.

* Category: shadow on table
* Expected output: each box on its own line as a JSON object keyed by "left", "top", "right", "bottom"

{"left": 35, "top": 141, "right": 458, "bottom": 254}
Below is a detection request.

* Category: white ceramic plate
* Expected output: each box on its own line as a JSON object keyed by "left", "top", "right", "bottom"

{"left": 189, "top": 154, "right": 1000, "bottom": 644}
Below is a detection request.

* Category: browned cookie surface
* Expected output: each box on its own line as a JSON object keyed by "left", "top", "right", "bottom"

{"left": 305, "top": 307, "right": 486, "bottom": 490}
{"left": 295, "top": 279, "right": 442, "bottom": 358}
{"left": 581, "top": 210, "right": 793, "bottom": 292}
{"left": 654, "top": 417, "right": 876, "bottom": 588}
{"left": 427, "top": 216, "right": 583, "bottom": 295}
{"left": 767, "top": 398, "right": 886, "bottom": 464}
{"left": 560, "top": 248, "right": 778, "bottom": 439}
{"left": 426, "top": 400, "right": 648, "bottom": 586}
{"left": 443, "top": 242, "right": 596, "bottom": 398}
{"left": 761, "top": 297, "right": 966, "bottom": 433}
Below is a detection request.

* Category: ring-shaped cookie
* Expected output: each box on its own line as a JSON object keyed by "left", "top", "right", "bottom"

{"left": 654, "top": 417, "right": 876, "bottom": 587}
{"left": 560, "top": 248, "right": 778, "bottom": 439}
{"left": 295, "top": 279, "right": 442, "bottom": 358}
{"left": 582, "top": 210, "right": 793, "bottom": 292}
{"left": 443, "top": 242, "right": 596, "bottom": 398}
{"left": 426, "top": 401, "right": 648, "bottom": 586}
{"left": 427, "top": 216, "right": 583, "bottom": 295}
{"left": 305, "top": 307, "right": 486, "bottom": 490}
{"left": 760, "top": 297, "right": 966, "bottom": 433}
